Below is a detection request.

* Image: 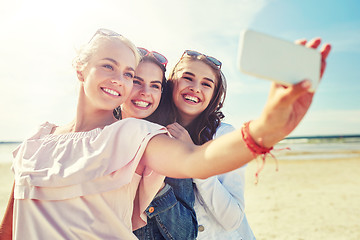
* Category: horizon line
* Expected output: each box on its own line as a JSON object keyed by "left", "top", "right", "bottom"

{"left": 2, "top": 134, "right": 360, "bottom": 144}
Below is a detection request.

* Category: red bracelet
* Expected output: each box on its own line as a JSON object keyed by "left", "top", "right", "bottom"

{"left": 241, "top": 121, "right": 273, "bottom": 155}
{"left": 241, "top": 121, "right": 277, "bottom": 184}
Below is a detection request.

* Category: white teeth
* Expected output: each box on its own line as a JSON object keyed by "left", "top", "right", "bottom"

{"left": 103, "top": 88, "right": 119, "bottom": 96}
{"left": 184, "top": 95, "right": 199, "bottom": 103}
{"left": 134, "top": 101, "right": 150, "bottom": 107}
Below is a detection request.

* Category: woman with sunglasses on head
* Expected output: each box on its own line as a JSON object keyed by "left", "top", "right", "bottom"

{"left": 117, "top": 48, "right": 198, "bottom": 240}
{"left": 0, "top": 28, "right": 331, "bottom": 239}
{"left": 164, "top": 50, "right": 255, "bottom": 239}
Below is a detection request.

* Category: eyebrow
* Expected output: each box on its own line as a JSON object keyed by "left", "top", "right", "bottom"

{"left": 102, "top": 58, "right": 135, "bottom": 72}
{"left": 134, "top": 76, "right": 144, "bottom": 81}
{"left": 151, "top": 80, "right": 162, "bottom": 84}
{"left": 134, "top": 76, "right": 162, "bottom": 85}
{"left": 183, "top": 71, "right": 215, "bottom": 84}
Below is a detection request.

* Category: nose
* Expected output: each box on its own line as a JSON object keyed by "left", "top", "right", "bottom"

{"left": 140, "top": 85, "right": 151, "bottom": 96}
{"left": 111, "top": 77, "right": 124, "bottom": 86}
{"left": 189, "top": 81, "right": 200, "bottom": 93}
{"left": 111, "top": 72, "right": 128, "bottom": 86}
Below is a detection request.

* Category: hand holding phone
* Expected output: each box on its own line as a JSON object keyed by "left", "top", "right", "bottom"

{"left": 237, "top": 29, "right": 321, "bottom": 92}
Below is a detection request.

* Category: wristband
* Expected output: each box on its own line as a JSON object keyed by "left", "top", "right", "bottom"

{"left": 241, "top": 121, "right": 278, "bottom": 184}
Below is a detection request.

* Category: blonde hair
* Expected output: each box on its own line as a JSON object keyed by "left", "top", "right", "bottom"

{"left": 73, "top": 32, "right": 141, "bottom": 71}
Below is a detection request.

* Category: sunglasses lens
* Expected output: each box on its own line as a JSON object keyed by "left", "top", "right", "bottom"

{"left": 90, "top": 29, "right": 122, "bottom": 43}
{"left": 206, "top": 56, "right": 222, "bottom": 67}
{"left": 138, "top": 48, "right": 167, "bottom": 67}
{"left": 98, "top": 28, "right": 119, "bottom": 36}
{"left": 185, "top": 50, "right": 201, "bottom": 57}
{"left": 152, "top": 52, "right": 167, "bottom": 64}
{"left": 138, "top": 48, "right": 149, "bottom": 57}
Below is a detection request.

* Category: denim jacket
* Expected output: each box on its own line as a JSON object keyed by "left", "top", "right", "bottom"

{"left": 133, "top": 177, "right": 198, "bottom": 240}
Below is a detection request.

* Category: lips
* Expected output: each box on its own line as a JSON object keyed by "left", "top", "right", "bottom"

{"left": 131, "top": 100, "right": 151, "bottom": 108}
{"left": 182, "top": 94, "right": 200, "bottom": 104}
{"left": 102, "top": 87, "right": 120, "bottom": 96}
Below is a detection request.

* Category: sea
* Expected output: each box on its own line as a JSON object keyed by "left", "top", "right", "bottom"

{"left": 1, "top": 135, "right": 360, "bottom": 163}
{"left": 274, "top": 135, "right": 360, "bottom": 160}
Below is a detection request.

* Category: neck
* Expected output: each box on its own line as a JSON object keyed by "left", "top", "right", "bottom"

{"left": 73, "top": 88, "right": 118, "bottom": 132}
{"left": 121, "top": 107, "right": 130, "bottom": 119}
{"left": 178, "top": 114, "right": 196, "bottom": 127}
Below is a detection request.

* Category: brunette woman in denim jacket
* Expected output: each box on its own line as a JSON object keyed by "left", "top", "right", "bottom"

{"left": 118, "top": 50, "right": 198, "bottom": 240}
{"left": 164, "top": 50, "right": 256, "bottom": 240}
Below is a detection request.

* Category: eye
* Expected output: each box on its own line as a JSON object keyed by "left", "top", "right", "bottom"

{"left": 124, "top": 72, "right": 134, "bottom": 79}
{"left": 103, "top": 64, "right": 114, "bottom": 70}
{"left": 183, "top": 76, "right": 192, "bottom": 81}
{"left": 133, "top": 79, "right": 141, "bottom": 85}
{"left": 202, "top": 82, "right": 212, "bottom": 88}
{"left": 151, "top": 84, "right": 161, "bottom": 90}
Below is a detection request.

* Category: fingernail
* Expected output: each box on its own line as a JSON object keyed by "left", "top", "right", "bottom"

{"left": 302, "top": 80, "right": 311, "bottom": 89}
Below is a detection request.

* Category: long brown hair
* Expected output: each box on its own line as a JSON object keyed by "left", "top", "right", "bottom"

{"left": 167, "top": 56, "right": 227, "bottom": 145}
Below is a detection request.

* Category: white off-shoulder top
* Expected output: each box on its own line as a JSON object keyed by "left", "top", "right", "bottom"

{"left": 12, "top": 118, "right": 169, "bottom": 239}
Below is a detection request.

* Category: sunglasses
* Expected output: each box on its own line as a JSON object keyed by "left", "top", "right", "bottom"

{"left": 181, "top": 50, "right": 222, "bottom": 69}
{"left": 138, "top": 47, "right": 168, "bottom": 67}
{"left": 89, "top": 28, "right": 122, "bottom": 42}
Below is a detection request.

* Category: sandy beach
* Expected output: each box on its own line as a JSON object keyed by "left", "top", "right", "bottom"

{"left": 1, "top": 156, "right": 359, "bottom": 239}
{"left": 0, "top": 163, "right": 13, "bottom": 218}
{"left": 244, "top": 157, "right": 360, "bottom": 240}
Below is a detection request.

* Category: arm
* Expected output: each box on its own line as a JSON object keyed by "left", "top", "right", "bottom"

{"left": 0, "top": 182, "right": 14, "bottom": 240}
{"left": 143, "top": 39, "right": 331, "bottom": 179}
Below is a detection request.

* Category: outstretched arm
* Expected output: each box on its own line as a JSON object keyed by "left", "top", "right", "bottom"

{"left": 0, "top": 182, "right": 14, "bottom": 240}
{"left": 143, "top": 38, "right": 331, "bottom": 179}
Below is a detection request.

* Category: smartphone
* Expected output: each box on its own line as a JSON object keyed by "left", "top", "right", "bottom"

{"left": 237, "top": 29, "right": 321, "bottom": 91}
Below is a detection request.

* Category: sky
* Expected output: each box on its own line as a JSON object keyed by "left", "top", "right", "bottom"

{"left": 0, "top": 0, "right": 359, "bottom": 141}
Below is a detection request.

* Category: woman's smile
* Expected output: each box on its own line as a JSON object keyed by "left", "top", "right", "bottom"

{"left": 131, "top": 99, "right": 152, "bottom": 109}
{"left": 101, "top": 87, "right": 121, "bottom": 97}
{"left": 182, "top": 93, "right": 201, "bottom": 104}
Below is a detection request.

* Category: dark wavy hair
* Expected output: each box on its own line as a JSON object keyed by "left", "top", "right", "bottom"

{"left": 113, "top": 56, "right": 169, "bottom": 125}
{"left": 167, "top": 56, "right": 227, "bottom": 145}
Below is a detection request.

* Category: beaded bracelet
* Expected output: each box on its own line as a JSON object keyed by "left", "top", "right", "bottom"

{"left": 241, "top": 121, "right": 278, "bottom": 184}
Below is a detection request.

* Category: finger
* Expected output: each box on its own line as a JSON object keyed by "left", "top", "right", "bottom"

{"left": 167, "top": 128, "right": 179, "bottom": 138}
{"left": 171, "top": 122, "right": 182, "bottom": 130}
{"left": 295, "top": 39, "right": 307, "bottom": 45}
{"left": 306, "top": 37, "right": 321, "bottom": 49}
{"left": 166, "top": 125, "right": 178, "bottom": 133}
{"left": 173, "top": 122, "right": 188, "bottom": 133}
{"left": 287, "top": 80, "right": 314, "bottom": 102}
{"left": 166, "top": 123, "right": 176, "bottom": 129}
{"left": 320, "top": 43, "right": 331, "bottom": 60}
{"left": 319, "top": 44, "right": 331, "bottom": 78}
{"left": 320, "top": 59, "right": 327, "bottom": 79}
